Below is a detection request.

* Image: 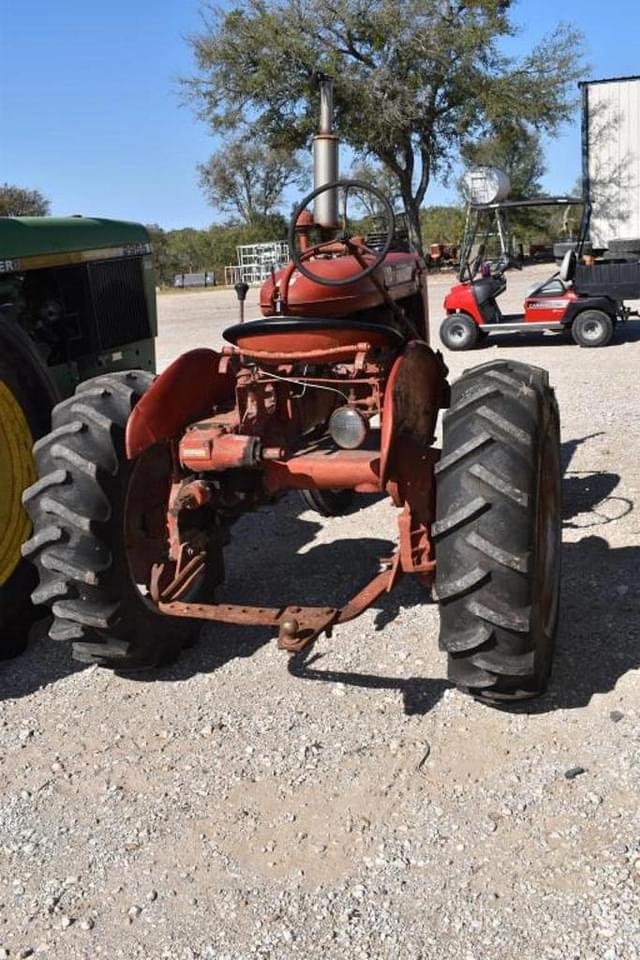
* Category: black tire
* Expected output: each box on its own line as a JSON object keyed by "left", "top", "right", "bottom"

{"left": 0, "top": 313, "right": 59, "bottom": 660}
{"left": 433, "top": 359, "right": 561, "bottom": 703}
{"left": 571, "top": 310, "right": 614, "bottom": 348}
{"left": 553, "top": 241, "right": 593, "bottom": 259}
{"left": 22, "top": 371, "right": 197, "bottom": 669}
{"left": 299, "top": 488, "right": 354, "bottom": 517}
{"left": 607, "top": 238, "right": 640, "bottom": 255}
{"left": 440, "top": 313, "right": 481, "bottom": 351}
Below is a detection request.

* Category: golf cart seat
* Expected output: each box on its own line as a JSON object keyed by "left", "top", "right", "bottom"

{"left": 526, "top": 250, "right": 576, "bottom": 298}
{"left": 471, "top": 274, "right": 507, "bottom": 305}
{"left": 559, "top": 250, "right": 577, "bottom": 284}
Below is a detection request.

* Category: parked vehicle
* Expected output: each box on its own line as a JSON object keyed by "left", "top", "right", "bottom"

{"left": 440, "top": 249, "right": 640, "bottom": 350}
{"left": 23, "top": 80, "right": 562, "bottom": 704}
{"left": 0, "top": 216, "right": 156, "bottom": 658}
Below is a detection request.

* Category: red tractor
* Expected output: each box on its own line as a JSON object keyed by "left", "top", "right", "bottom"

{"left": 22, "top": 82, "right": 562, "bottom": 704}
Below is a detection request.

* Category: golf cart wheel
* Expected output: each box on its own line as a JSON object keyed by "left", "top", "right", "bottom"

{"left": 571, "top": 310, "right": 613, "bottom": 348}
{"left": 299, "top": 488, "right": 354, "bottom": 517}
{"left": 433, "top": 359, "right": 561, "bottom": 703}
{"left": 440, "top": 313, "right": 480, "bottom": 351}
{"left": 22, "top": 371, "right": 202, "bottom": 669}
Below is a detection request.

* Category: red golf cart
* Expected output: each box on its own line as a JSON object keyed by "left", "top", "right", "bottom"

{"left": 439, "top": 195, "right": 640, "bottom": 349}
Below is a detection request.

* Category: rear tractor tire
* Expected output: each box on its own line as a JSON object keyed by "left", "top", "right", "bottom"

{"left": 433, "top": 359, "right": 561, "bottom": 703}
{"left": 22, "top": 371, "right": 206, "bottom": 669}
{"left": 0, "top": 315, "right": 59, "bottom": 660}
{"left": 440, "top": 313, "right": 481, "bottom": 351}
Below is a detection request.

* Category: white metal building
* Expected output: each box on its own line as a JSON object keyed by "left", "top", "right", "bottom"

{"left": 224, "top": 240, "right": 290, "bottom": 286}
{"left": 582, "top": 75, "right": 640, "bottom": 248}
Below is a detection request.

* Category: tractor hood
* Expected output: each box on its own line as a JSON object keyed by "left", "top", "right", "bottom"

{"left": 0, "top": 216, "right": 151, "bottom": 267}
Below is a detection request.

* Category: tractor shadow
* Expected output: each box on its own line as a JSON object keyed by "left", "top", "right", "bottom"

{"left": 286, "top": 435, "right": 639, "bottom": 715}
{"left": 0, "top": 615, "right": 85, "bottom": 701}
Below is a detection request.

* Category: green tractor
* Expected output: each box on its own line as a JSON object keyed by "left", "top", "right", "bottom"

{"left": 0, "top": 216, "right": 156, "bottom": 659}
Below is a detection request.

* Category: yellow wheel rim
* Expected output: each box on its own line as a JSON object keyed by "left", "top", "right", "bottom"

{"left": 0, "top": 380, "right": 36, "bottom": 586}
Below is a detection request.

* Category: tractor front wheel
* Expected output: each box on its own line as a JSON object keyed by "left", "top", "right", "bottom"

{"left": 22, "top": 371, "right": 202, "bottom": 669}
{"left": 433, "top": 359, "right": 561, "bottom": 703}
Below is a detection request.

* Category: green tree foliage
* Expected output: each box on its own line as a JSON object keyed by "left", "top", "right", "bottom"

{"left": 420, "top": 206, "right": 466, "bottom": 247}
{"left": 147, "top": 218, "right": 288, "bottom": 286}
{"left": 0, "top": 183, "right": 50, "bottom": 216}
{"left": 198, "top": 137, "right": 307, "bottom": 225}
{"left": 185, "top": 0, "right": 584, "bottom": 250}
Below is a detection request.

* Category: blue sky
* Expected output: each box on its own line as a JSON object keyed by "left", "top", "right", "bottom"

{"left": 1, "top": 0, "right": 639, "bottom": 229}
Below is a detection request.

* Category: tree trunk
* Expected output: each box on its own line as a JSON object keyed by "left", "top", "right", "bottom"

{"left": 404, "top": 195, "right": 424, "bottom": 255}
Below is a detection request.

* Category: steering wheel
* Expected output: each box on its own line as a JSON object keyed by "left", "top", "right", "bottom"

{"left": 287, "top": 179, "right": 396, "bottom": 287}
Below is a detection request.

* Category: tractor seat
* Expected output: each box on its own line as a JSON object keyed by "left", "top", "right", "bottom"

{"left": 223, "top": 316, "right": 405, "bottom": 359}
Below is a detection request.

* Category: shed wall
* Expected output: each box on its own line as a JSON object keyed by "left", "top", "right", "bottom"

{"left": 585, "top": 77, "right": 640, "bottom": 247}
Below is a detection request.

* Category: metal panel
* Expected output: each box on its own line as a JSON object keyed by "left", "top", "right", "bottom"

{"left": 584, "top": 76, "right": 640, "bottom": 247}
{"left": 88, "top": 257, "right": 152, "bottom": 351}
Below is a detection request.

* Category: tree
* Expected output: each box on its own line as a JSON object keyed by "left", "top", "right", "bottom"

{"left": 185, "top": 0, "right": 584, "bottom": 250}
{"left": 198, "top": 137, "right": 307, "bottom": 225}
{"left": 0, "top": 183, "right": 50, "bottom": 216}
{"left": 421, "top": 205, "right": 466, "bottom": 246}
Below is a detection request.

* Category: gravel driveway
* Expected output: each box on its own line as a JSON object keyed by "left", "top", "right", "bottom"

{"left": 1, "top": 266, "right": 639, "bottom": 959}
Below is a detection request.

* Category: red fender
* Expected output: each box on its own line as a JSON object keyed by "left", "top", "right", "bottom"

{"left": 380, "top": 341, "right": 448, "bottom": 492}
{"left": 125, "top": 349, "right": 235, "bottom": 459}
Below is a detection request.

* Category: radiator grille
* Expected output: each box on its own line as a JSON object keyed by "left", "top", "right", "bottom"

{"left": 88, "top": 257, "right": 151, "bottom": 350}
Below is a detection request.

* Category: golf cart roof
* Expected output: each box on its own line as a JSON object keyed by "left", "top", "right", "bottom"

{"left": 469, "top": 195, "right": 583, "bottom": 211}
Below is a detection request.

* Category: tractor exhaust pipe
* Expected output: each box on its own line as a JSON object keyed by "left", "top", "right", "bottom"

{"left": 313, "top": 76, "right": 339, "bottom": 228}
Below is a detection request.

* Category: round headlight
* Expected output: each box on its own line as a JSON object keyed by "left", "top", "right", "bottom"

{"left": 328, "top": 406, "right": 369, "bottom": 449}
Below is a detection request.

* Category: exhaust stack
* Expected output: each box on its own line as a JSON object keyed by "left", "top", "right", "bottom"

{"left": 312, "top": 77, "right": 339, "bottom": 228}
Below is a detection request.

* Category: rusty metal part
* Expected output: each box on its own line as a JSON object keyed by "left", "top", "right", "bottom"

{"left": 171, "top": 479, "right": 211, "bottom": 510}
{"left": 157, "top": 544, "right": 425, "bottom": 654}
{"left": 262, "top": 449, "right": 381, "bottom": 493}
{"left": 277, "top": 606, "right": 338, "bottom": 653}
{"left": 159, "top": 556, "right": 401, "bottom": 653}
{"left": 180, "top": 429, "right": 262, "bottom": 472}
{"left": 348, "top": 241, "right": 421, "bottom": 340}
{"left": 380, "top": 342, "right": 448, "bottom": 487}
{"left": 125, "top": 349, "right": 235, "bottom": 460}
{"left": 234, "top": 342, "right": 374, "bottom": 365}
{"left": 151, "top": 552, "right": 207, "bottom": 604}
{"left": 397, "top": 504, "right": 436, "bottom": 580}
{"left": 124, "top": 443, "right": 176, "bottom": 587}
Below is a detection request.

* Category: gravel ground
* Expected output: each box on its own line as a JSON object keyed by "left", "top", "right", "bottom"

{"left": 1, "top": 266, "right": 639, "bottom": 959}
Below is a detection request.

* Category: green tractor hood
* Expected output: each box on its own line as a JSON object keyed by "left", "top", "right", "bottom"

{"left": 0, "top": 217, "right": 150, "bottom": 266}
